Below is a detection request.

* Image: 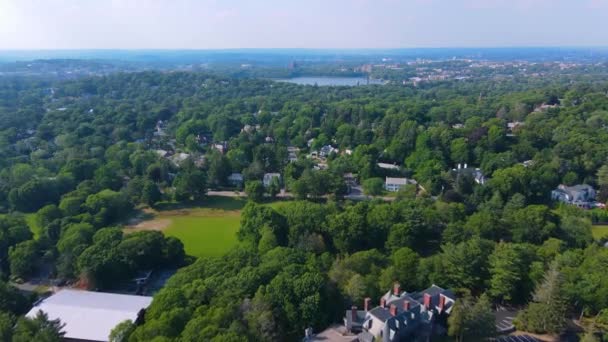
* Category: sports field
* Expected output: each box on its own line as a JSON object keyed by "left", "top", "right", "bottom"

{"left": 126, "top": 196, "right": 246, "bottom": 258}
{"left": 592, "top": 224, "right": 608, "bottom": 240}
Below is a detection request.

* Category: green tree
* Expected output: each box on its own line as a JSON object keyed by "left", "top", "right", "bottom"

{"left": 13, "top": 311, "right": 65, "bottom": 342}
{"left": 109, "top": 319, "right": 135, "bottom": 342}
{"left": 448, "top": 293, "right": 496, "bottom": 342}
{"left": 245, "top": 180, "right": 265, "bottom": 202}
{"left": 515, "top": 262, "right": 567, "bottom": 334}
{"left": 488, "top": 242, "right": 533, "bottom": 303}
{"left": 173, "top": 169, "right": 207, "bottom": 201}
{"left": 362, "top": 177, "right": 384, "bottom": 196}
{"left": 9, "top": 240, "right": 38, "bottom": 279}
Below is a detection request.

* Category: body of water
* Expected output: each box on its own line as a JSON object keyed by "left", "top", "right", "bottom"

{"left": 275, "top": 76, "right": 384, "bottom": 86}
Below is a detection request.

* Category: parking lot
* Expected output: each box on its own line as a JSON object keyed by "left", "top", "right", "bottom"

{"left": 495, "top": 335, "right": 541, "bottom": 342}
{"left": 495, "top": 306, "right": 518, "bottom": 334}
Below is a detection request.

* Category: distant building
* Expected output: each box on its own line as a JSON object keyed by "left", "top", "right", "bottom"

{"left": 452, "top": 164, "right": 487, "bottom": 185}
{"left": 212, "top": 142, "right": 228, "bottom": 154}
{"left": 263, "top": 173, "right": 281, "bottom": 187}
{"left": 507, "top": 121, "right": 524, "bottom": 132}
{"left": 169, "top": 153, "right": 190, "bottom": 166}
{"left": 319, "top": 145, "right": 338, "bottom": 158}
{"left": 26, "top": 289, "right": 152, "bottom": 342}
{"left": 377, "top": 163, "right": 400, "bottom": 171}
{"left": 344, "top": 284, "right": 456, "bottom": 342}
{"left": 228, "top": 173, "right": 244, "bottom": 187}
{"left": 287, "top": 146, "right": 299, "bottom": 163}
{"left": 551, "top": 184, "right": 597, "bottom": 208}
{"left": 385, "top": 177, "right": 417, "bottom": 192}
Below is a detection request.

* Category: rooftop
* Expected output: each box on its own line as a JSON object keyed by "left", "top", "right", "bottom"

{"left": 26, "top": 289, "right": 152, "bottom": 342}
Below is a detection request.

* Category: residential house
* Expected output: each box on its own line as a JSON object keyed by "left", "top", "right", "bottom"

{"left": 551, "top": 184, "right": 597, "bottom": 208}
{"left": 228, "top": 173, "right": 244, "bottom": 187}
{"left": 452, "top": 164, "right": 487, "bottom": 185}
{"left": 212, "top": 142, "right": 228, "bottom": 154}
{"left": 385, "top": 177, "right": 417, "bottom": 192}
{"left": 263, "top": 173, "right": 281, "bottom": 187}
{"left": 287, "top": 146, "right": 299, "bottom": 163}
{"left": 507, "top": 121, "right": 524, "bottom": 135}
{"left": 344, "top": 284, "right": 456, "bottom": 342}
{"left": 319, "top": 145, "right": 338, "bottom": 158}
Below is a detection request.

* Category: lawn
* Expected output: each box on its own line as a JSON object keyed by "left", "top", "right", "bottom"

{"left": 592, "top": 225, "right": 608, "bottom": 240}
{"left": 125, "top": 196, "right": 291, "bottom": 258}
{"left": 163, "top": 213, "right": 241, "bottom": 258}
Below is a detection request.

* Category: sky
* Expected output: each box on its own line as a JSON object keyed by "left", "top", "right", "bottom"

{"left": 0, "top": 0, "right": 607, "bottom": 49}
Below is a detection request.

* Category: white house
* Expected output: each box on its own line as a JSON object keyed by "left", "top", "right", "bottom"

{"left": 263, "top": 173, "right": 281, "bottom": 187}
{"left": 26, "top": 289, "right": 152, "bottom": 342}
{"left": 385, "top": 177, "right": 417, "bottom": 192}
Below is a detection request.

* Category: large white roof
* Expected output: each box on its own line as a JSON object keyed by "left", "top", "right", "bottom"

{"left": 26, "top": 289, "right": 153, "bottom": 342}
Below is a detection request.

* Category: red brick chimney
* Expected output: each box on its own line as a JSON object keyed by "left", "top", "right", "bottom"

{"left": 439, "top": 294, "right": 446, "bottom": 311}
{"left": 351, "top": 306, "right": 357, "bottom": 321}
{"left": 393, "top": 282, "right": 401, "bottom": 296}
{"left": 364, "top": 297, "right": 371, "bottom": 312}
{"left": 424, "top": 293, "right": 432, "bottom": 309}
{"left": 380, "top": 298, "right": 386, "bottom": 308}
{"left": 390, "top": 304, "right": 397, "bottom": 316}
{"left": 403, "top": 300, "right": 410, "bottom": 311}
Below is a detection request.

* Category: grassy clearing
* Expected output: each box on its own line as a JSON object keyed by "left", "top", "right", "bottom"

{"left": 125, "top": 196, "right": 291, "bottom": 258}
{"left": 163, "top": 214, "right": 241, "bottom": 258}
{"left": 126, "top": 196, "right": 247, "bottom": 258}
{"left": 592, "top": 225, "right": 608, "bottom": 240}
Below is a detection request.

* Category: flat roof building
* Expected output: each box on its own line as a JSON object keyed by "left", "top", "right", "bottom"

{"left": 26, "top": 289, "right": 153, "bottom": 342}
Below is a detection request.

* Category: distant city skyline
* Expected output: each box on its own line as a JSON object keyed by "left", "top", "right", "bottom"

{"left": 0, "top": 0, "right": 607, "bottom": 50}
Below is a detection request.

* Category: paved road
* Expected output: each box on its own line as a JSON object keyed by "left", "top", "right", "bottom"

{"left": 206, "top": 189, "right": 395, "bottom": 202}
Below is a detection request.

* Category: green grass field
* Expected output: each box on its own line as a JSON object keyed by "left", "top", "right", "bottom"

{"left": 126, "top": 196, "right": 291, "bottom": 258}
{"left": 162, "top": 211, "right": 241, "bottom": 258}
{"left": 592, "top": 225, "right": 608, "bottom": 240}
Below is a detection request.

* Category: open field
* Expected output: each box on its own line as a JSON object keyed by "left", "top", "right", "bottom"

{"left": 592, "top": 225, "right": 608, "bottom": 240}
{"left": 126, "top": 197, "right": 246, "bottom": 258}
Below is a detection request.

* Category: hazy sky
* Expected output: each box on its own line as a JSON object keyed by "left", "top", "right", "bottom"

{"left": 0, "top": 0, "right": 607, "bottom": 49}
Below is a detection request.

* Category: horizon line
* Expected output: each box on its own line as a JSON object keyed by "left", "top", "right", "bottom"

{"left": 2, "top": 46, "right": 608, "bottom": 52}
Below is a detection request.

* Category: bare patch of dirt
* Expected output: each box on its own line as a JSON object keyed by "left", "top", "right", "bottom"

{"left": 125, "top": 218, "right": 172, "bottom": 233}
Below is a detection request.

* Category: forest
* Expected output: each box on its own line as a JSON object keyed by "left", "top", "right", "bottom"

{"left": 0, "top": 64, "right": 607, "bottom": 341}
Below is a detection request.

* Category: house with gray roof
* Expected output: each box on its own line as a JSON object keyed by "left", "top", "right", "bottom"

{"left": 551, "top": 184, "right": 597, "bottom": 209}
{"left": 344, "top": 284, "right": 455, "bottom": 342}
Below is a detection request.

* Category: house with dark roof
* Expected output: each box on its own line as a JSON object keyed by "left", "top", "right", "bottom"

{"left": 344, "top": 284, "right": 456, "bottom": 342}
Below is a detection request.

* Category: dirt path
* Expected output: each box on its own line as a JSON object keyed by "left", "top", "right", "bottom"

{"left": 126, "top": 218, "right": 172, "bottom": 232}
